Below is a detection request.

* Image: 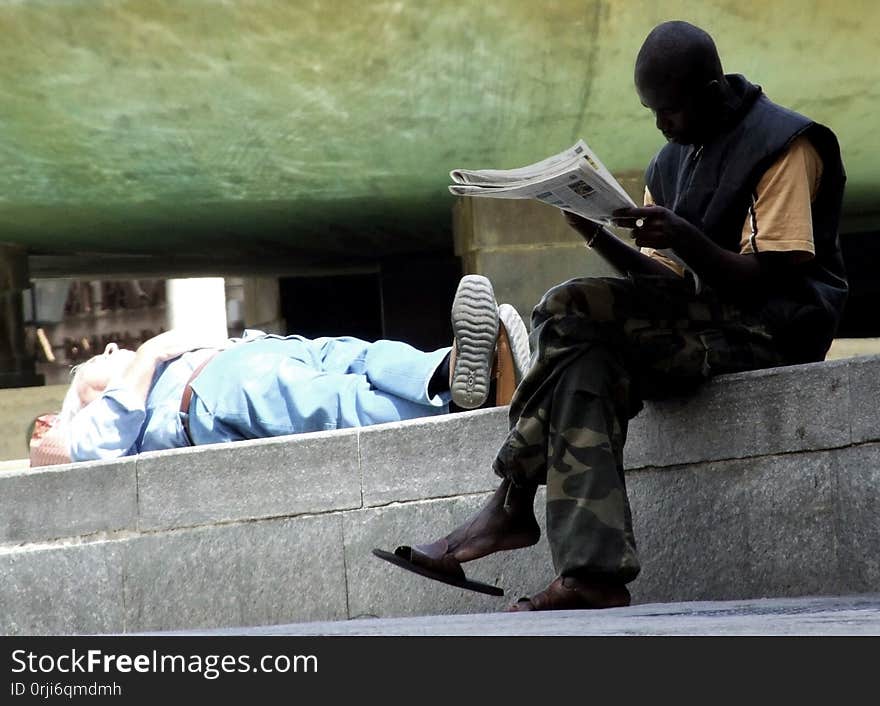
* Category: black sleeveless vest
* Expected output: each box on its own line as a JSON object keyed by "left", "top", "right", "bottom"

{"left": 645, "top": 74, "right": 848, "bottom": 363}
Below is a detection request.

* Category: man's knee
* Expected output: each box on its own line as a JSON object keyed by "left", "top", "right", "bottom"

{"left": 532, "top": 276, "right": 628, "bottom": 327}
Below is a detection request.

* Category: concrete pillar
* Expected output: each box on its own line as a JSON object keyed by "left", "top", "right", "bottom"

{"left": 452, "top": 198, "right": 620, "bottom": 323}
{"left": 242, "top": 277, "right": 285, "bottom": 334}
{"left": 0, "top": 244, "right": 42, "bottom": 389}
{"left": 165, "top": 278, "right": 228, "bottom": 343}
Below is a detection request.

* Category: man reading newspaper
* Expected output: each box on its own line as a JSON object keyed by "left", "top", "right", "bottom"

{"left": 375, "top": 21, "right": 847, "bottom": 610}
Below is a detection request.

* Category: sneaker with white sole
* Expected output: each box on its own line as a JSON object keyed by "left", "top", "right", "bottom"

{"left": 495, "top": 303, "right": 531, "bottom": 405}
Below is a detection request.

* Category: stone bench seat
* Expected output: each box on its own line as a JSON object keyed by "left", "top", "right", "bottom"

{"left": 1, "top": 355, "right": 878, "bottom": 635}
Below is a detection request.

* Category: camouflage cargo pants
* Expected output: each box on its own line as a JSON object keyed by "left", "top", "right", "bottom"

{"left": 493, "top": 274, "right": 785, "bottom": 584}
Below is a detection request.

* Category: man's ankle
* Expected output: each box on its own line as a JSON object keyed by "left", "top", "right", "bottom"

{"left": 428, "top": 352, "right": 451, "bottom": 399}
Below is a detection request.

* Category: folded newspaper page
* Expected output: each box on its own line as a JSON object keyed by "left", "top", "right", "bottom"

{"left": 449, "top": 139, "right": 693, "bottom": 280}
{"left": 449, "top": 140, "right": 633, "bottom": 226}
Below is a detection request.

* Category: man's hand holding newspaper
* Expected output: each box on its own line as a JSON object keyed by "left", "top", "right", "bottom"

{"left": 448, "top": 140, "right": 693, "bottom": 279}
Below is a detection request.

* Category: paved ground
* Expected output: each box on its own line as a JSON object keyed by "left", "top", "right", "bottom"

{"left": 163, "top": 594, "right": 880, "bottom": 636}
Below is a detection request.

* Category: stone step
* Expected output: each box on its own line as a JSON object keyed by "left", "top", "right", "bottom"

{"left": 156, "top": 594, "right": 880, "bottom": 636}
{"left": 1, "top": 355, "right": 878, "bottom": 635}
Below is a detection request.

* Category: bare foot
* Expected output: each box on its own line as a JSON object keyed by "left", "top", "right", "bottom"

{"left": 506, "top": 576, "right": 631, "bottom": 612}
{"left": 413, "top": 479, "right": 540, "bottom": 564}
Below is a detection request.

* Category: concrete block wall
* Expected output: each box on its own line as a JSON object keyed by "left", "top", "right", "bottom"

{"left": 1, "top": 356, "right": 879, "bottom": 635}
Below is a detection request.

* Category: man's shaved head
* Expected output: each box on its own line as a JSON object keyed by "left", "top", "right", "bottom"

{"left": 635, "top": 21, "right": 723, "bottom": 93}
{"left": 634, "top": 21, "right": 728, "bottom": 145}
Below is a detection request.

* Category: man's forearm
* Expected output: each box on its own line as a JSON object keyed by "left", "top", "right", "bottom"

{"left": 611, "top": 205, "right": 773, "bottom": 302}
{"left": 671, "top": 228, "right": 765, "bottom": 299}
{"left": 119, "top": 348, "right": 162, "bottom": 404}
{"left": 590, "top": 226, "right": 680, "bottom": 278}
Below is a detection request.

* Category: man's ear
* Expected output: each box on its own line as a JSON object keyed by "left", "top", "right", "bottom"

{"left": 702, "top": 79, "right": 722, "bottom": 104}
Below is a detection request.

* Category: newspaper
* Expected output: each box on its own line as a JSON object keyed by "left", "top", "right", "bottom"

{"left": 449, "top": 140, "right": 693, "bottom": 280}
{"left": 449, "top": 140, "right": 634, "bottom": 226}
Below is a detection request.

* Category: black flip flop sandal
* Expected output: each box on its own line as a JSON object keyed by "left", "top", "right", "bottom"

{"left": 372, "top": 547, "right": 504, "bottom": 596}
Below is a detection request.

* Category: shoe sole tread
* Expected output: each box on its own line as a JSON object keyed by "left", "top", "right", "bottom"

{"left": 451, "top": 275, "right": 498, "bottom": 409}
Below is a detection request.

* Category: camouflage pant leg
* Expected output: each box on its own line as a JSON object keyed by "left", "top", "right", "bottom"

{"left": 492, "top": 274, "right": 783, "bottom": 583}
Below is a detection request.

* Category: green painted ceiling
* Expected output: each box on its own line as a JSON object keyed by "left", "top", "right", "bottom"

{"left": 1, "top": 0, "right": 878, "bottom": 264}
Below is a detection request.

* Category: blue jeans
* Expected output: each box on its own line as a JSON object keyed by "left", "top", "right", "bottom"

{"left": 188, "top": 335, "right": 451, "bottom": 444}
